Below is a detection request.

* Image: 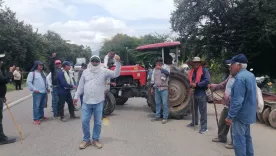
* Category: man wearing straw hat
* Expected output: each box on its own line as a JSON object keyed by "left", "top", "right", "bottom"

{"left": 0, "top": 53, "right": 16, "bottom": 145}
{"left": 187, "top": 57, "right": 210, "bottom": 134}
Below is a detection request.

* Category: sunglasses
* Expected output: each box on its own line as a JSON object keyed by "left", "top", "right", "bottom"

{"left": 91, "top": 59, "right": 100, "bottom": 63}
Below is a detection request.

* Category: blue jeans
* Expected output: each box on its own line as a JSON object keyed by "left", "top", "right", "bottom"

{"left": 32, "top": 92, "right": 47, "bottom": 121}
{"left": 80, "top": 94, "right": 84, "bottom": 106}
{"left": 232, "top": 120, "right": 254, "bottom": 156}
{"left": 51, "top": 87, "right": 59, "bottom": 117}
{"left": 191, "top": 96, "right": 207, "bottom": 130}
{"left": 154, "top": 88, "right": 169, "bottom": 119}
{"left": 82, "top": 102, "right": 104, "bottom": 142}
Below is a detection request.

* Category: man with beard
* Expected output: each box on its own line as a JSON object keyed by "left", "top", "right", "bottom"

{"left": 0, "top": 54, "right": 16, "bottom": 145}
{"left": 74, "top": 55, "right": 121, "bottom": 150}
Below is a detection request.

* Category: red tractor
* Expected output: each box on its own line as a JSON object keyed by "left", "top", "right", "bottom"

{"left": 107, "top": 41, "right": 192, "bottom": 119}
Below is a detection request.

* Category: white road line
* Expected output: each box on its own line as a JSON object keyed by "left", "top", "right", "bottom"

{"left": 3, "top": 94, "right": 32, "bottom": 111}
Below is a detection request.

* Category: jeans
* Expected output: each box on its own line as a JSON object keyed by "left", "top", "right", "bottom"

{"left": 191, "top": 96, "right": 207, "bottom": 130}
{"left": 80, "top": 94, "right": 84, "bottom": 106}
{"left": 0, "top": 100, "right": 6, "bottom": 141}
{"left": 82, "top": 102, "right": 104, "bottom": 142}
{"left": 33, "top": 92, "right": 47, "bottom": 121}
{"left": 218, "top": 107, "right": 232, "bottom": 143}
{"left": 154, "top": 88, "right": 169, "bottom": 119}
{"left": 57, "top": 93, "right": 75, "bottom": 118}
{"left": 51, "top": 87, "right": 59, "bottom": 117}
{"left": 232, "top": 120, "right": 254, "bottom": 156}
{"left": 14, "top": 80, "right": 21, "bottom": 90}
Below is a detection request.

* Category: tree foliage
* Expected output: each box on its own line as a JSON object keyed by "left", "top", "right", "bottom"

{"left": 99, "top": 33, "right": 171, "bottom": 65}
{"left": 0, "top": 0, "right": 92, "bottom": 71}
{"left": 171, "top": 0, "right": 276, "bottom": 77}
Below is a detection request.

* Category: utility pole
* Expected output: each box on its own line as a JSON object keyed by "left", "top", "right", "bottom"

{"left": 125, "top": 47, "right": 128, "bottom": 65}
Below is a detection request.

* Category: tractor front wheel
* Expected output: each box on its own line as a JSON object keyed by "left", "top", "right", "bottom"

{"left": 116, "top": 97, "right": 128, "bottom": 105}
{"left": 103, "top": 92, "right": 116, "bottom": 116}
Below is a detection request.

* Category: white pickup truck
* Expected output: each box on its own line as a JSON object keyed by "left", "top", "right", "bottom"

{"left": 74, "top": 58, "right": 86, "bottom": 71}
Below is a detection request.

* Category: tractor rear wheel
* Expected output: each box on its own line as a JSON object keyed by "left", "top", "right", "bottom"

{"left": 103, "top": 92, "right": 116, "bottom": 115}
{"left": 257, "top": 112, "right": 264, "bottom": 123}
{"left": 262, "top": 107, "right": 271, "bottom": 126}
{"left": 268, "top": 109, "right": 276, "bottom": 129}
{"left": 148, "top": 70, "right": 192, "bottom": 119}
{"left": 116, "top": 97, "right": 128, "bottom": 105}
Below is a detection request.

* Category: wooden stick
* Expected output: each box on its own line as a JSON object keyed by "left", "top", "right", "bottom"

{"left": 4, "top": 102, "right": 24, "bottom": 142}
{"left": 211, "top": 91, "right": 219, "bottom": 128}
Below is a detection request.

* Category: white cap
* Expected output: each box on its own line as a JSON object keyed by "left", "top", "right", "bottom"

{"left": 0, "top": 54, "right": 5, "bottom": 58}
{"left": 192, "top": 57, "right": 201, "bottom": 62}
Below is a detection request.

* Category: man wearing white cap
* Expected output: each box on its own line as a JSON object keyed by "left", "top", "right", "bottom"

{"left": 0, "top": 54, "right": 16, "bottom": 145}
{"left": 187, "top": 57, "right": 210, "bottom": 134}
{"left": 74, "top": 55, "right": 121, "bottom": 150}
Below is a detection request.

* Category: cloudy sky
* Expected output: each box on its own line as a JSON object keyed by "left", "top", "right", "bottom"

{"left": 3, "top": 0, "right": 175, "bottom": 52}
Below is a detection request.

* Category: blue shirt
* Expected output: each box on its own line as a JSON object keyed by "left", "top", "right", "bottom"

{"left": 228, "top": 69, "right": 257, "bottom": 124}
{"left": 26, "top": 71, "right": 47, "bottom": 93}
{"left": 57, "top": 70, "right": 74, "bottom": 95}
{"left": 192, "top": 68, "right": 209, "bottom": 96}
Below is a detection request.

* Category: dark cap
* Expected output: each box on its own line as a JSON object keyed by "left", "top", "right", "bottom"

{"left": 62, "top": 61, "right": 71, "bottom": 67}
{"left": 81, "top": 63, "right": 87, "bottom": 67}
{"left": 225, "top": 53, "right": 248, "bottom": 64}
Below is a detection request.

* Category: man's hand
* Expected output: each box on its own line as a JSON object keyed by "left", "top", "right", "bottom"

{"left": 73, "top": 99, "right": 78, "bottom": 106}
{"left": 190, "top": 83, "right": 196, "bottom": 88}
{"left": 155, "top": 65, "right": 161, "bottom": 70}
{"left": 9, "top": 65, "right": 15, "bottom": 72}
{"left": 115, "top": 55, "right": 120, "bottom": 62}
{"left": 225, "top": 118, "right": 232, "bottom": 126}
{"left": 34, "top": 90, "right": 39, "bottom": 93}
{"left": 208, "top": 84, "right": 215, "bottom": 90}
{"left": 151, "top": 88, "right": 155, "bottom": 95}
{"left": 110, "top": 82, "right": 116, "bottom": 86}
{"left": 74, "top": 86, "right": 78, "bottom": 89}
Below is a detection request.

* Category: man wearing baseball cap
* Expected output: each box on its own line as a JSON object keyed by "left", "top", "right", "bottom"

{"left": 225, "top": 53, "right": 256, "bottom": 156}
{"left": 0, "top": 54, "right": 16, "bottom": 145}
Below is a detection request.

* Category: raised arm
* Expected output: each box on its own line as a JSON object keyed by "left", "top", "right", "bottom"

{"left": 104, "top": 61, "right": 121, "bottom": 79}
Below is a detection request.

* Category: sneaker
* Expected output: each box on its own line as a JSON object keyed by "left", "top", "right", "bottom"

{"left": 151, "top": 117, "right": 160, "bottom": 122}
{"left": 60, "top": 118, "right": 67, "bottom": 122}
{"left": 34, "top": 120, "right": 41, "bottom": 125}
{"left": 0, "top": 137, "right": 16, "bottom": 145}
{"left": 40, "top": 117, "right": 48, "bottom": 121}
{"left": 199, "top": 129, "right": 208, "bottom": 134}
{"left": 162, "top": 119, "right": 168, "bottom": 124}
{"left": 212, "top": 138, "right": 227, "bottom": 143}
{"left": 186, "top": 123, "right": 198, "bottom": 127}
{"left": 225, "top": 144, "right": 234, "bottom": 149}
{"left": 92, "top": 140, "right": 103, "bottom": 149}
{"left": 79, "top": 141, "right": 91, "bottom": 149}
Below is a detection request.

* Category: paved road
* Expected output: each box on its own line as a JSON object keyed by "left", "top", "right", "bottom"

{"left": 1, "top": 96, "right": 276, "bottom": 156}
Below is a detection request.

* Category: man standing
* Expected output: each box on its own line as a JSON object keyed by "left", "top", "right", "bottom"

{"left": 74, "top": 55, "right": 121, "bottom": 149}
{"left": 103, "top": 50, "right": 117, "bottom": 68}
{"left": 27, "top": 61, "right": 48, "bottom": 125}
{"left": 46, "top": 60, "right": 62, "bottom": 118}
{"left": 225, "top": 54, "right": 256, "bottom": 156}
{"left": 13, "top": 67, "right": 22, "bottom": 90}
{"left": 0, "top": 54, "right": 16, "bottom": 145}
{"left": 209, "top": 64, "right": 235, "bottom": 149}
{"left": 187, "top": 57, "right": 209, "bottom": 134}
{"left": 57, "top": 61, "right": 79, "bottom": 122}
{"left": 150, "top": 57, "right": 170, "bottom": 124}
{"left": 78, "top": 63, "right": 87, "bottom": 106}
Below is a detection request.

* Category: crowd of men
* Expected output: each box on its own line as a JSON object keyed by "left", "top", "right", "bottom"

{"left": 0, "top": 51, "right": 258, "bottom": 156}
